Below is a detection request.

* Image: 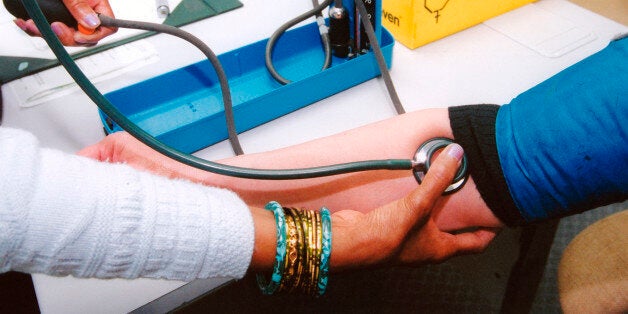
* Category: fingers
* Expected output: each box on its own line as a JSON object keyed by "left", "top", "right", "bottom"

{"left": 14, "top": 19, "right": 39, "bottom": 36}
{"left": 73, "top": 27, "right": 114, "bottom": 46}
{"left": 59, "top": 0, "right": 108, "bottom": 45}
{"left": 448, "top": 227, "right": 499, "bottom": 256}
{"left": 50, "top": 22, "right": 81, "bottom": 46}
{"left": 76, "top": 144, "right": 103, "bottom": 160}
{"left": 73, "top": 0, "right": 119, "bottom": 43}
{"left": 63, "top": 0, "right": 100, "bottom": 30}
{"left": 15, "top": 0, "right": 117, "bottom": 46}
{"left": 15, "top": 19, "right": 95, "bottom": 46}
{"left": 403, "top": 226, "right": 500, "bottom": 265}
{"left": 14, "top": 18, "right": 77, "bottom": 45}
{"left": 402, "top": 143, "right": 464, "bottom": 222}
{"left": 427, "top": 227, "right": 499, "bottom": 264}
{"left": 369, "top": 143, "right": 464, "bottom": 253}
{"left": 76, "top": 132, "right": 134, "bottom": 161}
{"left": 93, "top": 0, "right": 116, "bottom": 18}
{"left": 76, "top": 132, "right": 118, "bottom": 160}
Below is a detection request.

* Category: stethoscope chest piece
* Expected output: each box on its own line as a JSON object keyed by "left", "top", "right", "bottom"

{"left": 412, "top": 137, "right": 468, "bottom": 194}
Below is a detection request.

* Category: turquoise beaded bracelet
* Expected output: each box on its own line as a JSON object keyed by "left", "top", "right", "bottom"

{"left": 256, "top": 201, "right": 287, "bottom": 295}
{"left": 318, "top": 207, "right": 332, "bottom": 295}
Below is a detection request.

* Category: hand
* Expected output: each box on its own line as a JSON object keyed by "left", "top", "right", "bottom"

{"left": 78, "top": 131, "right": 201, "bottom": 180}
{"left": 330, "top": 144, "right": 498, "bottom": 269}
{"left": 14, "top": 0, "right": 117, "bottom": 46}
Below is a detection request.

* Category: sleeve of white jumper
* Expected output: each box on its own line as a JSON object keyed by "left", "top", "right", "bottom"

{"left": 0, "top": 127, "right": 254, "bottom": 281}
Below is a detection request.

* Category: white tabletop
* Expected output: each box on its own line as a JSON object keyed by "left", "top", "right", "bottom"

{"left": 1, "top": 0, "right": 626, "bottom": 312}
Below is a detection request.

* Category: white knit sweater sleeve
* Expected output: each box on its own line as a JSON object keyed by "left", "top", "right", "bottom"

{"left": 0, "top": 127, "right": 254, "bottom": 281}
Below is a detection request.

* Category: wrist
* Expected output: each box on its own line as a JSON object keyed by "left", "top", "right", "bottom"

{"left": 254, "top": 203, "right": 332, "bottom": 295}
{"left": 328, "top": 210, "right": 389, "bottom": 271}
{"left": 249, "top": 207, "right": 276, "bottom": 272}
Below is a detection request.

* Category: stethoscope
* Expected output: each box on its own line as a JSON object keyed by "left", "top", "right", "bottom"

{"left": 10, "top": 0, "right": 468, "bottom": 193}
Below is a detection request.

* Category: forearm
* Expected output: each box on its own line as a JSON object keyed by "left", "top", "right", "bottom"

{"left": 100, "top": 108, "right": 499, "bottom": 231}
{"left": 0, "top": 126, "right": 319, "bottom": 279}
{"left": 209, "top": 109, "right": 451, "bottom": 210}
{"left": 0, "top": 128, "right": 254, "bottom": 281}
{"left": 158, "top": 109, "right": 496, "bottom": 231}
{"left": 186, "top": 109, "right": 474, "bottom": 209}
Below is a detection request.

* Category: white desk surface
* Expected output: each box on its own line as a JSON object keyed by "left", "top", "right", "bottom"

{"left": 1, "top": 0, "right": 626, "bottom": 312}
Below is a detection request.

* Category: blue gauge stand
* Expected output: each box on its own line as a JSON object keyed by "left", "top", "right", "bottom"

{"left": 102, "top": 19, "right": 394, "bottom": 153}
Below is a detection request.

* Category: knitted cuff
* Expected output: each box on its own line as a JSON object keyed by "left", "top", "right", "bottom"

{"left": 448, "top": 105, "right": 525, "bottom": 226}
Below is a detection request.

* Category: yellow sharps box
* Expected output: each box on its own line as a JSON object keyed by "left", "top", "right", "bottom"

{"left": 382, "top": 0, "right": 535, "bottom": 49}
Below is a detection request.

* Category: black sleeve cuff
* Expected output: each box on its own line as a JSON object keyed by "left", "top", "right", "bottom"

{"left": 448, "top": 105, "right": 525, "bottom": 226}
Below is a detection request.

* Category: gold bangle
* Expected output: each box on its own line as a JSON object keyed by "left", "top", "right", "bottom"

{"left": 279, "top": 209, "right": 298, "bottom": 293}
{"left": 275, "top": 207, "right": 327, "bottom": 295}
{"left": 308, "top": 209, "right": 318, "bottom": 294}
{"left": 308, "top": 209, "right": 319, "bottom": 295}
{"left": 288, "top": 207, "right": 305, "bottom": 292}
{"left": 311, "top": 209, "right": 322, "bottom": 295}
{"left": 297, "top": 208, "right": 311, "bottom": 292}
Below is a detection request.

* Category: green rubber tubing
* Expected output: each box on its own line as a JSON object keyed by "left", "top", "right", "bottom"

{"left": 21, "top": 0, "right": 414, "bottom": 179}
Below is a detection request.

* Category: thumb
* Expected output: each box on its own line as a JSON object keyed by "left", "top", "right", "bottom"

{"left": 63, "top": 0, "right": 100, "bottom": 30}
{"left": 76, "top": 144, "right": 102, "bottom": 159}
{"left": 402, "top": 143, "right": 464, "bottom": 221}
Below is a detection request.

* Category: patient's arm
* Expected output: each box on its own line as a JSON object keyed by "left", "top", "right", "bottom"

{"left": 78, "top": 108, "right": 503, "bottom": 232}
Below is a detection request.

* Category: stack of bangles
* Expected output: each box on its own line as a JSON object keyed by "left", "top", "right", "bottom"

{"left": 257, "top": 201, "right": 332, "bottom": 296}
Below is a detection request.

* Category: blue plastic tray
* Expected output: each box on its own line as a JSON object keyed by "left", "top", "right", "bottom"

{"left": 102, "top": 22, "right": 394, "bottom": 153}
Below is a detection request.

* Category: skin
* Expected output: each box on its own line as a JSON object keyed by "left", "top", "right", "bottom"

{"left": 78, "top": 108, "right": 504, "bottom": 270}
{"left": 18, "top": 0, "right": 502, "bottom": 238}
{"left": 79, "top": 108, "right": 503, "bottom": 233}
{"left": 79, "top": 141, "right": 496, "bottom": 271}
{"left": 17, "top": 0, "right": 500, "bottom": 274}
{"left": 13, "top": 0, "right": 117, "bottom": 46}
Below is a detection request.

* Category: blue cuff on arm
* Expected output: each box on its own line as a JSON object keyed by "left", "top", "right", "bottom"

{"left": 496, "top": 37, "right": 628, "bottom": 223}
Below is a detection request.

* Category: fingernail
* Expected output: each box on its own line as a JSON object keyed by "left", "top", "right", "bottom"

{"left": 447, "top": 143, "right": 464, "bottom": 161}
{"left": 50, "top": 23, "right": 64, "bottom": 36}
{"left": 83, "top": 13, "right": 100, "bottom": 27}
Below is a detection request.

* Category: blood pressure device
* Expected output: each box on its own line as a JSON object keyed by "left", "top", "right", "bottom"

{"left": 6, "top": 0, "right": 468, "bottom": 193}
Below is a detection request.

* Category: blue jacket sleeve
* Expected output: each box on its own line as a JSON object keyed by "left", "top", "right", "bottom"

{"left": 495, "top": 37, "right": 628, "bottom": 223}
